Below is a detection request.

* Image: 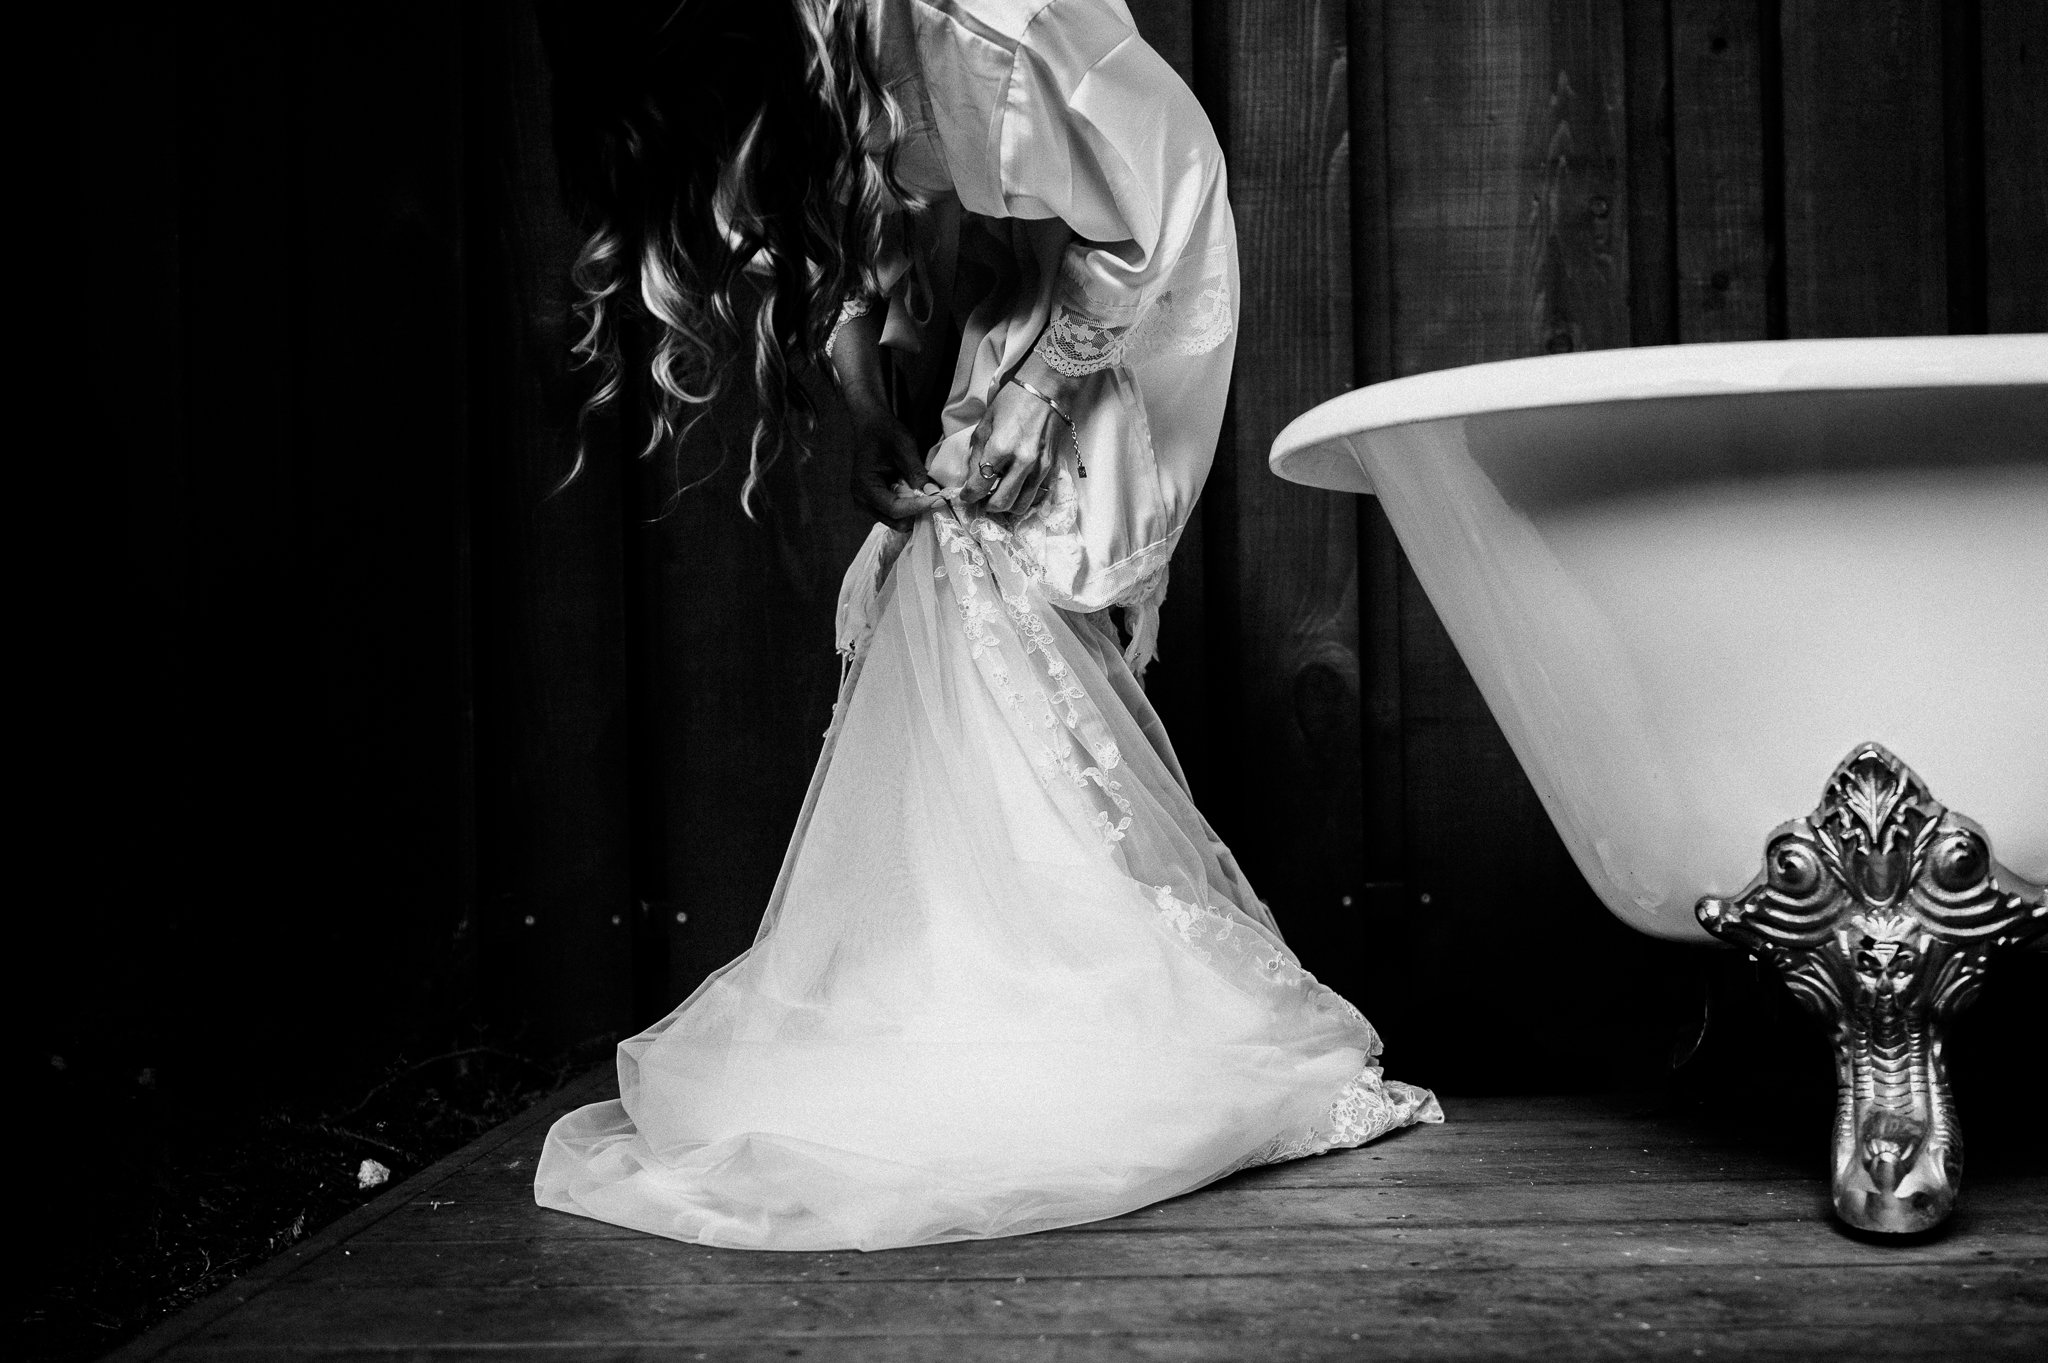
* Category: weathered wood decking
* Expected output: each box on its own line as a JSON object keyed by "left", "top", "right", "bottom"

{"left": 111, "top": 1068, "right": 2047, "bottom": 1360}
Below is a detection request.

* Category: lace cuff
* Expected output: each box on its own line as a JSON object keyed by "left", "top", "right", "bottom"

{"left": 824, "top": 295, "right": 880, "bottom": 360}
{"left": 1035, "top": 309, "right": 1129, "bottom": 377}
{"left": 1034, "top": 270, "right": 1235, "bottom": 377}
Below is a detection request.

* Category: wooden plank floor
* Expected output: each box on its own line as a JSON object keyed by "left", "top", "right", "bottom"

{"left": 110, "top": 1068, "right": 2048, "bottom": 1361}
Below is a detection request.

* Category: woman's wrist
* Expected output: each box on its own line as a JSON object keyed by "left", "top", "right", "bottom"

{"left": 1011, "top": 350, "right": 1084, "bottom": 407}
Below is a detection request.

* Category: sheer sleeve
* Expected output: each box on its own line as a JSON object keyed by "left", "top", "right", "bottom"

{"left": 824, "top": 294, "right": 881, "bottom": 361}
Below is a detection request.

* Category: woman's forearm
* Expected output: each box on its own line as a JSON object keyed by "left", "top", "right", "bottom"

{"left": 829, "top": 307, "right": 890, "bottom": 415}
{"left": 1009, "top": 347, "right": 1085, "bottom": 408}
{"left": 837, "top": 300, "right": 1087, "bottom": 436}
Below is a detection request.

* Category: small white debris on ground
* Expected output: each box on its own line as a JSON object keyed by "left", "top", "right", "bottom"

{"left": 357, "top": 1159, "right": 392, "bottom": 1190}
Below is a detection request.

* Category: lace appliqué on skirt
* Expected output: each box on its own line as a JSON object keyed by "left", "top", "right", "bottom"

{"left": 1240, "top": 1067, "right": 1446, "bottom": 1170}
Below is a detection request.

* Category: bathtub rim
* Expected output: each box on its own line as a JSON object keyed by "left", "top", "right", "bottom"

{"left": 1269, "top": 334, "right": 2048, "bottom": 494}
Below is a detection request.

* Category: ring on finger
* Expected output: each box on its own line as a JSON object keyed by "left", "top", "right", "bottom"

{"left": 978, "top": 460, "right": 999, "bottom": 481}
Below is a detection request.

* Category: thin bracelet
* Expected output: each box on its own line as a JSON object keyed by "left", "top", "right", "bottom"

{"left": 1007, "top": 377, "right": 1088, "bottom": 478}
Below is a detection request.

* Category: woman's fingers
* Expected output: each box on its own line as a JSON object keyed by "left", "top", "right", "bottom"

{"left": 986, "top": 418, "right": 1050, "bottom": 514}
{"left": 850, "top": 475, "right": 912, "bottom": 532}
{"left": 976, "top": 385, "right": 1052, "bottom": 512}
{"left": 852, "top": 429, "right": 944, "bottom": 530}
{"left": 847, "top": 405, "right": 945, "bottom": 529}
{"left": 851, "top": 473, "right": 940, "bottom": 532}
{"left": 960, "top": 413, "right": 1000, "bottom": 503}
{"left": 963, "top": 453, "right": 1007, "bottom": 503}
{"left": 888, "top": 426, "right": 934, "bottom": 489}
{"left": 1013, "top": 420, "right": 1057, "bottom": 512}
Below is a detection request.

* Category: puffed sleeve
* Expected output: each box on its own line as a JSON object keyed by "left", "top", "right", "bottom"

{"left": 991, "top": 0, "right": 1239, "bottom": 670}
{"left": 1000, "top": 2, "right": 1235, "bottom": 377}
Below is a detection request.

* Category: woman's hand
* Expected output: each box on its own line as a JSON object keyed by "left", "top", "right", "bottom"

{"left": 830, "top": 304, "right": 945, "bottom": 531}
{"left": 963, "top": 352, "right": 1080, "bottom": 515}
{"left": 849, "top": 404, "right": 945, "bottom": 532}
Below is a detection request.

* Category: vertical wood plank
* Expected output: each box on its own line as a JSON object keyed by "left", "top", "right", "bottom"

{"left": 1779, "top": 0, "right": 1948, "bottom": 336}
{"left": 1669, "top": 0, "right": 1772, "bottom": 341}
{"left": 1941, "top": 0, "right": 1987, "bottom": 333}
{"left": 1980, "top": 0, "right": 2048, "bottom": 332}
{"left": 1217, "top": 0, "right": 1367, "bottom": 999}
{"left": 1125, "top": 0, "right": 1196, "bottom": 84}
{"left": 1379, "top": 0, "right": 1683, "bottom": 1087}
{"left": 1622, "top": 0, "right": 1677, "bottom": 345}
{"left": 1346, "top": 0, "right": 1410, "bottom": 1021}
{"left": 1384, "top": 0, "right": 1633, "bottom": 376}
{"left": 1121, "top": 0, "right": 1217, "bottom": 803}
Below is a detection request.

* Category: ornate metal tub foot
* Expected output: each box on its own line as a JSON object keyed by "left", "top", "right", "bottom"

{"left": 1696, "top": 743, "right": 2047, "bottom": 1233}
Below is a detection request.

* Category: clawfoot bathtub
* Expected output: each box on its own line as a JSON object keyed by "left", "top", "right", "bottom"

{"left": 1271, "top": 336, "right": 2048, "bottom": 1233}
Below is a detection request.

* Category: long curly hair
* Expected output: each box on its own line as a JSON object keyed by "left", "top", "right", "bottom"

{"left": 539, "top": 0, "right": 913, "bottom": 509}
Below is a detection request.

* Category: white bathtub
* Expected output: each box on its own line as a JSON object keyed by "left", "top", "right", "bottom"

{"left": 1271, "top": 336, "right": 2048, "bottom": 943}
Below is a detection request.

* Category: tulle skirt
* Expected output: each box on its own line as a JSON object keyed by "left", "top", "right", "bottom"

{"left": 535, "top": 507, "right": 1439, "bottom": 1251}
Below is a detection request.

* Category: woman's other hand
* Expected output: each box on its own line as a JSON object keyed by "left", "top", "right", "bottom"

{"left": 849, "top": 406, "right": 945, "bottom": 532}
{"left": 829, "top": 304, "right": 944, "bottom": 531}
{"left": 963, "top": 353, "right": 1080, "bottom": 515}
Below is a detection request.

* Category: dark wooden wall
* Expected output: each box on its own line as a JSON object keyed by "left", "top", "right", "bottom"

{"left": 57, "top": 0, "right": 2044, "bottom": 1111}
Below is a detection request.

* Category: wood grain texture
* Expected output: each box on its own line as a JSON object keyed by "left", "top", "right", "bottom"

{"left": 172, "top": 1266, "right": 2048, "bottom": 1349}
{"left": 1622, "top": 0, "right": 1677, "bottom": 345}
{"left": 297, "top": 1215, "right": 2048, "bottom": 1288}
{"left": 1119, "top": 0, "right": 1219, "bottom": 803}
{"left": 1212, "top": 0, "right": 1368, "bottom": 999}
{"left": 132, "top": 1331, "right": 2048, "bottom": 1363}
{"left": 1123, "top": 0, "right": 1196, "bottom": 83}
{"left": 1375, "top": 0, "right": 1684, "bottom": 1089}
{"left": 99, "top": 1067, "right": 616, "bottom": 1363}
{"left": 1779, "top": 0, "right": 1949, "bottom": 336}
{"left": 1669, "top": 0, "right": 1773, "bottom": 341}
{"left": 353, "top": 1180, "right": 1843, "bottom": 1244}
{"left": 1346, "top": 5, "right": 1410, "bottom": 1007}
{"left": 1980, "top": 0, "right": 2048, "bottom": 332}
{"left": 119, "top": 1077, "right": 2048, "bottom": 1361}
{"left": 1382, "top": 0, "right": 1634, "bottom": 374}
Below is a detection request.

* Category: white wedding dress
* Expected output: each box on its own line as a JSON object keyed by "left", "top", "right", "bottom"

{"left": 534, "top": 0, "right": 1439, "bottom": 1252}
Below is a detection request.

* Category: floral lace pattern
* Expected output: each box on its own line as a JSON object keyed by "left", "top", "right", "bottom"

{"left": 1035, "top": 278, "right": 1235, "bottom": 377}
{"left": 934, "top": 513, "right": 1353, "bottom": 1014}
{"left": 1140, "top": 877, "right": 1442, "bottom": 1169}
{"left": 1238, "top": 1067, "right": 1446, "bottom": 1169}
{"left": 1036, "top": 309, "right": 1128, "bottom": 377}
{"left": 935, "top": 512, "right": 1140, "bottom": 854}
{"left": 1147, "top": 883, "right": 1310, "bottom": 990}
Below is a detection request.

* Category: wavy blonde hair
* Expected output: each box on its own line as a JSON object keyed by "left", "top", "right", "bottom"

{"left": 542, "top": 0, "right": 913, "bottom": 509}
